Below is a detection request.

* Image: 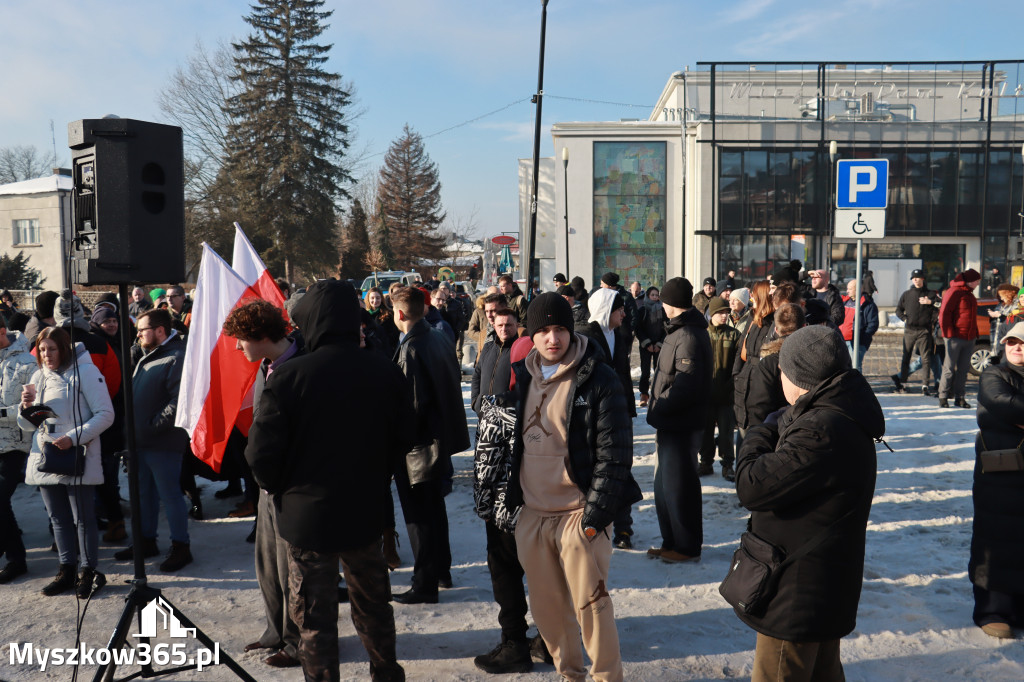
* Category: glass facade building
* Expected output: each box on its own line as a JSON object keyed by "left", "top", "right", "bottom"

{"left": 694, "top": 61, "right": 1024, "bottom": 296}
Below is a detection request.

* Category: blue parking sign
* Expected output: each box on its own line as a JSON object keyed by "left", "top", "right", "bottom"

{"left": 836, "top": 159, "right": 889, "bottom": 209}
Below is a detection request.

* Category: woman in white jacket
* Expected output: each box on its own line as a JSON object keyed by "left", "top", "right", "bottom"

{"left": 19, "top": 326, "right": 114, "bottom": 597}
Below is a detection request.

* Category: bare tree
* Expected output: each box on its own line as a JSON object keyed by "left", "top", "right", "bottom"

{"left": 157, "top": 40, "right": 238, "bottom": 196}
{"left": 0, "top": 145, "right": 57, "bottom": 184}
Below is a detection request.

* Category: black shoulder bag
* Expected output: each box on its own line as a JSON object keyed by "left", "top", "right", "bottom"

{"left": 719, "top": 509, "right": 855, "bottom": 618}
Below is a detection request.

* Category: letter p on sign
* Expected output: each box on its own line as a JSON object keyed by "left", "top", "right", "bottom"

{"left": 849, "top": 167, "right": 877, "bottom": 203}
{"left": 836, "top": 159, "right": 889, "bottom": 209}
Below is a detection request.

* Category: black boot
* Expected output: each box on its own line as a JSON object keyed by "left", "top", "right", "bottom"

{"left": 160, "top": 541, "right": 193, "bottom": 572}
{"left": 42, "top": 564, "right": 77, "bottom": 596}
{"left": 473, "top": 637, "right": 532, "bottom": 674}
{"left": 77, "top": 567, "right": 106, "bottom": 599}
{"left": 0, "top": 560, "right": 28, "bottom": 584}
{"left": 956, "top": 397, "right": 972, "bottom": 409}
{"left": 114, "top": 537, "right": 159, "bottom": 561}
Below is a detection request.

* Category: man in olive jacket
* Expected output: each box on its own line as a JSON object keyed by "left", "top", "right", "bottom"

{"left": 246, "top": 280, "right": 414, "bottom": 682}
{"left": 735, "top": 325, "right": 882, "bottom": 679}
{"left": 646, "top": 277, "right": 712, "bottom": 563}
{"left": 391, "top": 286, "right": 470, "bottom": 605}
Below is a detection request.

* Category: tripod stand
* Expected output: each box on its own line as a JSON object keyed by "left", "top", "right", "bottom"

{"left": 91, "top": 283, "right": 255, "bottom": 682}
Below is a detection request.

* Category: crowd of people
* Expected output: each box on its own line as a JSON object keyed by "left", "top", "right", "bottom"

{"left": 0, "top": 257, "right": 1020, "bottom": 681}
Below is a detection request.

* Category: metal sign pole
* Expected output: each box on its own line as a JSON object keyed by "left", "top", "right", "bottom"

{"left": 853, "top": 239, "right": 863, "bottom": 371}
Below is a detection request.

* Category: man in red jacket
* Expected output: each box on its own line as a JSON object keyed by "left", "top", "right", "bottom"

{"left": 937, "top": 269, "right": 981, "bottom": 408}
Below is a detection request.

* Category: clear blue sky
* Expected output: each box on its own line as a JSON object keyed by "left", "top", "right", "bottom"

{"left": 2, "top": 0, "right": 1021, "bottom": 241}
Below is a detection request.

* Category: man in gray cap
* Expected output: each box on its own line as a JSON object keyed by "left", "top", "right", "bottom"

{"left": 733, "top": 325, "right": 883, "bottom": 680}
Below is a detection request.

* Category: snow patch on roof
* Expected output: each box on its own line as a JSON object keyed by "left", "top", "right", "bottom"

{"left": 0, "top": 174, "right": 73, "bottom": 196}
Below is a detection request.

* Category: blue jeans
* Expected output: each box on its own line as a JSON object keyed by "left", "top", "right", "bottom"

{"left": 845, "top": 340, "right": 867, "bottom": 369}
{"left": 39, "top": 484, "right": 99, "bottom": 569}
{"left": 0, "top": 451, "right": 27, "bottom": 564}
{"left": 138, "top": 449, "right": 189, "bottom": 544}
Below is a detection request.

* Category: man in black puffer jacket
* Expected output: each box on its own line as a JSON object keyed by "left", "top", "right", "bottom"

{"left": 470, "top": 309, "right": 519, "bottom": 416}
{"left": 646, "top": 277, "right": 712, "bottom": 563}
{"left": 735, "top": 325, "right": 883, "bottom": 680}
{"left": 506, "top": 293, "right": 640, "bottom": 682}
{"left": 246, "top": 280, "right": 413, "bottom": 682}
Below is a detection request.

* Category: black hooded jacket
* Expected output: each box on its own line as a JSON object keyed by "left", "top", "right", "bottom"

{"left": 245, "top": 280, "right": 415, "bottom": 553}
{"left": 735, "top": 370, "right": 883, "bottom": 641}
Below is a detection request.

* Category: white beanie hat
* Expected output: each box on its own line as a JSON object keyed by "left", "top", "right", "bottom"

{"left": 730, "top": 287, "right": 751, "bottom": 307}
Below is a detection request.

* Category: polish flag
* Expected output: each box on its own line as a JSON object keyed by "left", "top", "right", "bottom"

{"left": 175, "top": 244, "right": 261, "bottom": 472}
{"left": 231, "top": 223, "right": 288, "bottom": 434}
{"left": 233, "top": 223, "right": 286, "bottom": 310}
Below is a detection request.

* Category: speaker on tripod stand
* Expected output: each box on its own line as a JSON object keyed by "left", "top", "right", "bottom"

{"left": 67, "top": 118, "right": 255, "bottom": 682}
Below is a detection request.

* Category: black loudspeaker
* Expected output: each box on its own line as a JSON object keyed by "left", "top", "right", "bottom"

{"left": 68, "top": 118, "right": 185, "bottom": 285}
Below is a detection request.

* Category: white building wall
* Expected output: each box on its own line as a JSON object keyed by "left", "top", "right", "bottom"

{"left": 0, "top": 188, "right": 71, "bottom": 292}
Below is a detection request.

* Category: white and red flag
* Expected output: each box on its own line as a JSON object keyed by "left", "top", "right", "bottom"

{"left": 175, "top": 243, "right": 261, "bottom": 472}
{"left": 233, "top": 223, "right": 287, "bottom": 310}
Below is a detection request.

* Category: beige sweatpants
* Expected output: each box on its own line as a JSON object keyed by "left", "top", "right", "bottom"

{"left": 515, "top": 506, "right": 623, "bottom": 682}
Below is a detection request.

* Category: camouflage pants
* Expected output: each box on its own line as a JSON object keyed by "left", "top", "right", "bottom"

{"left": 286, "top": 539, "right": 404, "bottom": 682}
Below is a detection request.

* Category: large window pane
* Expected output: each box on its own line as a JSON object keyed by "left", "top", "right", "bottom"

{"left": 593, "top": 142, "right": 666, "bottom": 287}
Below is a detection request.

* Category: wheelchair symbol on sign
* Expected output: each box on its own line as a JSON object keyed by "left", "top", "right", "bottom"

{"left": 852, "top": 213, "right": 870, "bottom": 235}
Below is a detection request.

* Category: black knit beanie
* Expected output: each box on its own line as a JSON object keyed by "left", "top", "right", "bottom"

{"left": 610, "top": 293, "right": 624, "bottom": 312}
{"left": 35, "top": 290, "right": 59, "bottom": 319}
{"left": 779, "top": 326, "right": 851, "bottom": 390}
{"left": 526, "top": 292, "right": 575, "bottom": 338}
{"left": 601, "top": 272, "right": 620, "bottom": 287}
{"left": 660, "top": 277, "right": 693, "bottom": 308}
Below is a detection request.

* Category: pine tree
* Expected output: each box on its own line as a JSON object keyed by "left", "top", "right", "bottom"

{"left": 223, "top": 0, "right": 352, "bottom": 282}
{"left": 0, "top": 251, "right": 45, "bottom": 289}
{"left": 377, "top": 124, "right": 446, "bottom": 270}
{"left": 338, "top": 199, "right": 371, "bottom": 279}
{"left": 375, "top": 198, "right": 396, "bottom": 270}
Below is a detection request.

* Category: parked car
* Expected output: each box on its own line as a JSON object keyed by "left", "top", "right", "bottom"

{"left": 359, "top": 271, "right": 423, "bottom": 297}
{"left": 969, "top": 298, "right": 998, "bottom": 376}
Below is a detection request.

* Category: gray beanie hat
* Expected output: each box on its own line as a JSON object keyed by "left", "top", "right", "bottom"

{"left": 54, "top": 290, "right": 90, "bottom": 332}
{"left": 778, "top": 325, "right": 851, "bottom": 390}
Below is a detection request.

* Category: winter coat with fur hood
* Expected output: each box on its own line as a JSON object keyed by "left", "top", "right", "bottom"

{"left": 20, "top": 344, "right": 114, "bottom": 486}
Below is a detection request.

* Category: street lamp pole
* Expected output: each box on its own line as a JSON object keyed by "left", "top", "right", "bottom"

{"left": 562, "top": 146, "right": 569, "bottom": 277}
{"left": 524, "top": 0, "right": 550, "bottom": 302}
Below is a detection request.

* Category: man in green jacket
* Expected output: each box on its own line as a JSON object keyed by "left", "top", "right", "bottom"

{"left": 699, "top": 297, "right": 740, "bottom": 481}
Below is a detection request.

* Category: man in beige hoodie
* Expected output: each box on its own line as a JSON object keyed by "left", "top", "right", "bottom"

{"left": 506, "top": 293, "right": 641, "bottom": 682}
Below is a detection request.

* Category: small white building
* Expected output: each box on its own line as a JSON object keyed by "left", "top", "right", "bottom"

{"left": 0, "top": 170, "right": 74, "bottom": 292}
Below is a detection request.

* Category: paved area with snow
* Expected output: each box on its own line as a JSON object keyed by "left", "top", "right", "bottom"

{"left": 2, "top": 379, "right": 1022, "bottom": 681}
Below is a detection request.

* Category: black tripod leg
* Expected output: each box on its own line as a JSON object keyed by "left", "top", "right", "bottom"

{"left": 92, "top": 585, "right": 159, "bottom": 682}
{"left": 157, "top": 595, "right": 258, "bottom": 682}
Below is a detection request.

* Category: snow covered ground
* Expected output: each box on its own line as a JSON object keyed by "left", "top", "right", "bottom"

{"left": 3, "top": 382, "right": 1023, "bottom": 681}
